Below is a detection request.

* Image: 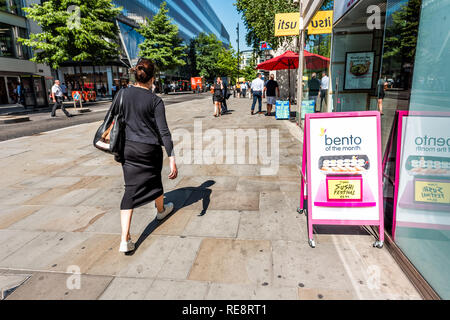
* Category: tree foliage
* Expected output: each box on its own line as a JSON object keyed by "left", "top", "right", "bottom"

{"left": 383, "top": 0, "right": 420, "bottom": 62}
{"left": 193, "top": 33, "right": 237, "bottom": 81}
{"left": 19, "top": 0, "right": 121, "bottom": 69}
{"left": 138, "top": 2, "right": 186, "bottom": 72}
{"left": 235, "top": 0, "right": 297, "bottom": 51}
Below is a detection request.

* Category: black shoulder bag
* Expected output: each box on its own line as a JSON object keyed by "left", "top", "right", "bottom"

{"left": 93, "top": 88, "right": 126, "bottom": 163}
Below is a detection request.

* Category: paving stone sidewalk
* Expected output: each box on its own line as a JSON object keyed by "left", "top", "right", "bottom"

{"left": 0, "top": 95, "right": 421, "bottom": 300}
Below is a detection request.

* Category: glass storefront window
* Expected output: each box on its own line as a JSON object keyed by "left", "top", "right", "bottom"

{"left": 392, "top": 0, "right": 450, "bottom": 299}
{"left": 17, "top": 27, "right": 31, "bottom": 59}
{"left": 0, "top": 77, "right": 8, "bottom": 104}
{"left": 0, "top": 23, "right": 16, "bottom": 57}
{"left": 6, "top": 76, "right": 19, "bottom": 104}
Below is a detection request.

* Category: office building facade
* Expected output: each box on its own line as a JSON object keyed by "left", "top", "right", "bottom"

{"left": 56, "top": 0, "right": 230, "bottom": 97}
{"left": 0, "top": 0, "right": 51, "bottom": 107}
{"left": 113, "top": 0, "right": 230, "bottom": 64}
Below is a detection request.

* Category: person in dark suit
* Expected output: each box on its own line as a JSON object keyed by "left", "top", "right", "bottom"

{"left": 221, "top": 81, "right": 229, "bottom": 115}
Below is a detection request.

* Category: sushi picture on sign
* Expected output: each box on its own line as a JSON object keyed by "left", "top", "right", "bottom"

{"left": 344, "top": 52, "right": 374, "bottom": 90}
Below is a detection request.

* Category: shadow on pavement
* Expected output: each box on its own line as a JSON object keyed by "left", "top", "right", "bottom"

{"left": 128, "top": 180, "right": 215, "bottom": 254}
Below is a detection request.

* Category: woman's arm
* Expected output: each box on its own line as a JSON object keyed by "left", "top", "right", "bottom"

{"left": 154, "top": 98, "right": 175, "bottom": 157}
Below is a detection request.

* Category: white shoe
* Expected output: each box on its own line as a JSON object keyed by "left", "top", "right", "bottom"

{"left": 119, "top": 240, "right": 135, "bottom": 253}
{"left": 156, "top": 202, "right": 174, "bottom": 220}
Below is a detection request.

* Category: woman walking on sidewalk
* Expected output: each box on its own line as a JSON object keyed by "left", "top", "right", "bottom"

{"left": 119, "top": 58, "right": 178, "bottom": 253}
{"left": 212, "top": 77, "right": 224, "bottom": 117}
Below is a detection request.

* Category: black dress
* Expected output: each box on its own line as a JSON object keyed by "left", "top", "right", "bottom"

{"left": 213, "top": 83, "right": 224, "bottom": 102}
{"left": 119, "top": 86, "right": 174, "bottom": 210}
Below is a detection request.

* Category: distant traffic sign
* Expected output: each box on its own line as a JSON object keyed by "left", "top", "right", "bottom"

{"left": 260, "top": 42, "right": 272, "bottom": 51}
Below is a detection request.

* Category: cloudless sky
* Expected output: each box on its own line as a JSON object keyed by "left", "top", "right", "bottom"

{"left": 207, "top": 0, "right": 252, "bottom": 51}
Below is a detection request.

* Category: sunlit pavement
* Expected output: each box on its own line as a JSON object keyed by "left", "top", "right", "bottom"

{"left": 0, "top": 95, "right": 421, "bottom": 300}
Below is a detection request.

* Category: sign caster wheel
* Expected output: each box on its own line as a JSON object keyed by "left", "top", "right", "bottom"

{"left": 373, "top": 240, "right": 384, "bottom": 249}
{"left": 297, "top": 207, "right": 306, "bottom": 214}
{"left": 308, "top": 239, "right": 316, "bottom": 248}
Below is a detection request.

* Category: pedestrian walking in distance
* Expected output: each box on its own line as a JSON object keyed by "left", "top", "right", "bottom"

{"left": 119, "top": 58, "right": 178, "bottom": 253}
{"left": 250, "top": 73, "right": 264, "bottom": 115}
{"left": 263, "top": 74, "right": 280, "bottom": 116}
{"left": 51, "top": 80, "right": 72, "bottom": 118}
{"left": 319, "top": 71, "right": 329, "bottom": 112}
{"left": 307, "top": 73, "right": 321, "bottom": 109}
{"left": 212, "top": 77, "right": 224, "bottom": 117}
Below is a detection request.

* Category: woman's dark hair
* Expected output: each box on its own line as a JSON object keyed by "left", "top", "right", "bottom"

{"left": 131, "top": 58, "right": 155, "bottom": 84}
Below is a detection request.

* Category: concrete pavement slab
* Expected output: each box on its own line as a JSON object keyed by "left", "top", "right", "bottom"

{"left": 11, "top": 176, "right": 82, "bottom": 189}
{"left": 5, "top": 272, "right": 113, "bottom": 300}
{"left": 0, "top": 205, "right": 43, "bottom": 229}
{"left": 237, "top": 210, "right": 307, "bottom": 242}
{"left": 0, "top": 188, "right": 50, "bottom": 206}
{"left": 0, "top": 231, "right": 90, "bottom": 270}
{"left": 176, "top": 176, "right": 238, "bottom": 191}
{"left": 184, "top": 190, "right": 259, "bottom": 211}
{"left": 151, "top": 209, "right": 198, "bottom": 236}
{"left": 8, "top": 206, "right": 108, "bottom": 233}
{"left": 206, "top": 283, "right": 298, "bottom": 300}
{"left": 0, "top": 230, "right": 42, "bottom": 262}
{"left": 143, "top": 279, "right": 209, "bottom": 300}
{"left": 98, "top": 277, "right": 154, "bottom": 300}
{"left": 0, "top": 273, "right": 32, "bottom": 300}
{"left": 188, "top": 238, "right": 272, "bottom": 286}
{"left": 181, "top": 210, "right": 241, "bottom": 238}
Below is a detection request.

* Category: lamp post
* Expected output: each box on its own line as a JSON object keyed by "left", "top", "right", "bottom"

{"left": 296, "top": 0, "right": 305, "bottom": 127}
{"left": 237, "top": 23, "right": 240, "bottom": 85}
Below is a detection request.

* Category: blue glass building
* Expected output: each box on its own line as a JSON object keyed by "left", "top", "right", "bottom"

{"left": 113, "top": 0, "right": 230, "bottom": 62}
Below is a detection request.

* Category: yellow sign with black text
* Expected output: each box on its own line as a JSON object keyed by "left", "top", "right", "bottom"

{"left": 414, "top": 181, "right": 450, "bottom": 204}
{"left": 275, "top": 12, "right": 300, "bottom": 37}
{"left": 308, "top": 10, "right": 333, "bottom": 35}
{"left": 327, "top": 180, "right": 362, "bottom": 200}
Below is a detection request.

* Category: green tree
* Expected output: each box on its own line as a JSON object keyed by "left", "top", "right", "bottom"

{"left": 19, "top": 0, "right": 121, "bottom": 69}
{"left": 194, "top": 33, "right": 225, "bottom": 80}
{"left": 235, "top": 0, "right": 297, "bottom": 50}
{"left": 138, "top": 2, "right": 186, "bottom": 72}
{"left": 217, "top": 47, "right": 238, "bottom": 80}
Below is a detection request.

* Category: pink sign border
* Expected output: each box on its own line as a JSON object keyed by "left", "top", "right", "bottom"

{"left": 389, "top": 110, "right": 450, "bottom": 240}
{"left": 301, "top": 111, "right": 384, "bottom": 246}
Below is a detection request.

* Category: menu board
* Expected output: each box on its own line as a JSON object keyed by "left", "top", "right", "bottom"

{"left": 307, "top": 114, "right": 381, "bottom": 221}
{"left": 275, "top": 100, "right": 290, "bottom": 119}
{"left": 301, "top": 99, "right": 315, "bottom": 119}
{"left": 344, "top": 51, "right": 374, "bottom": 90}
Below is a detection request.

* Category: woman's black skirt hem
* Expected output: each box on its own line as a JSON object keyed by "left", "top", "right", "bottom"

{"left": 120, "top": 140, "right": 164, "bottom": 210}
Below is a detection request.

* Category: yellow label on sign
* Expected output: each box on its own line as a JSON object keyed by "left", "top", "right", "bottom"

{"left": 275, "top": 12, "right": 300, "bottom": 37}
{"left": 308, "top": 10, "right": 333, "bottom": 35}
{"left": 415, "top": 181, "right": 450, "bottom": 204}
{"left": 328, "top": 180, "right": 362, "bottom": 200}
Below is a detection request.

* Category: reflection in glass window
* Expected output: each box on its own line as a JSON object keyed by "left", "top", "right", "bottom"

{"left": 0, "top": 23, "right": 15, "bottom": 57}
{"left": 0, "top": 0, "right": 24, "bottom": 15}
{"left": 394, "top": 0, "right": 450, "bottom": 299}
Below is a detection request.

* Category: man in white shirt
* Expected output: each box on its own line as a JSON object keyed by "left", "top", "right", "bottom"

{"left": 250, "top": 74, "right": 265, "bottom": 115}
{"left": 320, "top": 71, "right": 329, "bottom": 112}
{"left": 241, "top": 81, "right": 247, "bottom": 98}
{"left": 51, "top": 80, "right": 72, "bottom": 118}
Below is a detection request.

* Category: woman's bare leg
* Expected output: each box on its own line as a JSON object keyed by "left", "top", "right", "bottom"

{"left": 155, "top": 194, "right": 164, "bottom": 212}
{"left": 214, "top": 102, "right": 219, "bottom": 116}
{"left": 120, "top": 209, "right": 133, "bottom": 242}
{"left": 378, "top": 99, "right": 383, "bottom": 114}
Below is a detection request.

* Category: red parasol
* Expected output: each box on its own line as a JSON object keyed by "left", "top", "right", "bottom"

{"left": 256, "top": 50, "right": 330, "bottom": 102}
{"left": 256, "top": 50, "right": 330, "bottom": 71}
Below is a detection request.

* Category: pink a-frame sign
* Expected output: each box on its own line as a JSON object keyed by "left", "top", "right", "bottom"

{"left": 299, "top": 111, "right": 384, "bottom": 248}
